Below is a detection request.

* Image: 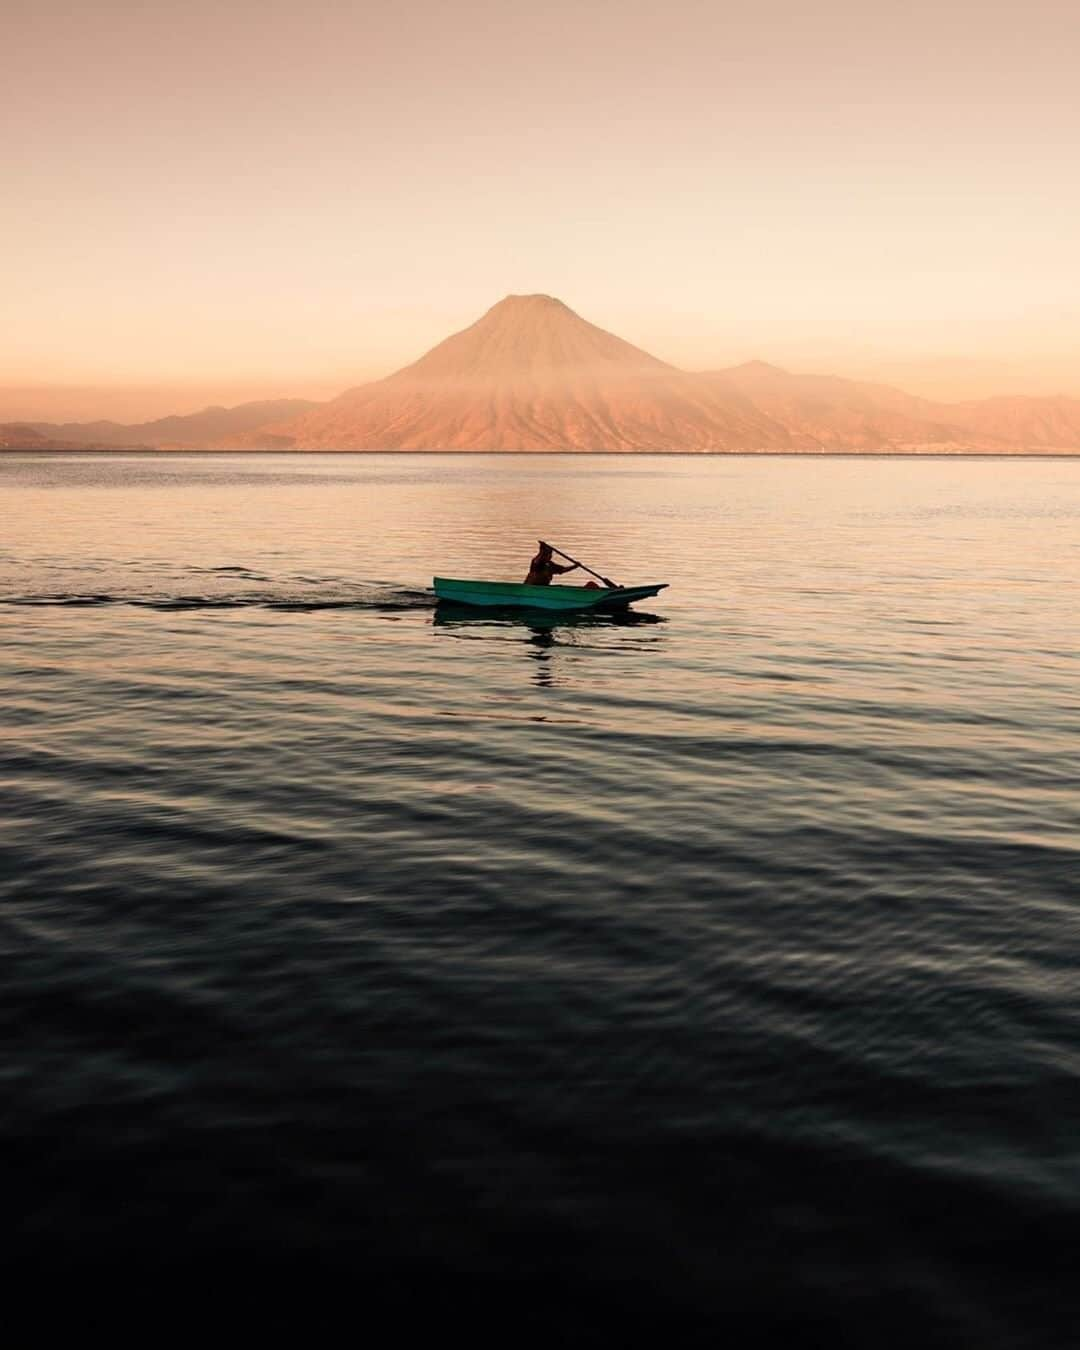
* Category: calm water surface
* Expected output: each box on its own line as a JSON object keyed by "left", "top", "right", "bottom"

{"left": 3, "top": 453, "right": 1079, "bottom": 1340}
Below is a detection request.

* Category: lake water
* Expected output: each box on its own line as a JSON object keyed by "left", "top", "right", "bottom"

{"left": 3, "top": 452, "right": 1079, "bottom": 1341}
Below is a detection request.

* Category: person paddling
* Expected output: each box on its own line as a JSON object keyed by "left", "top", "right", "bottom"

{"left": 525, "top": 541, "right": 580, "bottom": 586}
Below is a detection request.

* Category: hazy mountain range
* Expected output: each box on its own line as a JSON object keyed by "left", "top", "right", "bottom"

{"left": 7, "top": 399, "right": 317, "bottom": 452}
{"left": 8, "top": 297, "right": 1080, "bottom": 453}
{"left": 0, "top": 423, "right": 135, "bottom": 452}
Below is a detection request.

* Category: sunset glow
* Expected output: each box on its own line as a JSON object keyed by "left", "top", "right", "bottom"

{"left": 5, "top": 0, "right": 1079, "bottom": 421}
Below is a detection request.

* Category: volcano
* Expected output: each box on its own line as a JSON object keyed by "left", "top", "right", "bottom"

{"left": 214, "top": 294, "right": 1080, "bottom": 453}
{"left": 234, "top": 295, "right": 797, "bottom": 451}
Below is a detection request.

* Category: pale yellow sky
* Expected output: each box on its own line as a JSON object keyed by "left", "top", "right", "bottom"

{"left": 4, "top": 0, "right": 1078, "bottom": 420}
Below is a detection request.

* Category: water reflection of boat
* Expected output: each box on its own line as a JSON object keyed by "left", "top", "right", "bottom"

{"left": 432, "top": 605, "right": 666, "bottom": 688}
{"left": 432, "top": 605, "right": 666, "bottom": 632}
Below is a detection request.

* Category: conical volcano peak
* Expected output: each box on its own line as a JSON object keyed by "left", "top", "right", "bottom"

{"left": 487, "top": 293, "right": 572, "bottom": 312}
{"left": 395, "top": 294, "right": 673, "bottom": 381}
{"left": 472, "top": 293, "right": 579, "bottom": 332}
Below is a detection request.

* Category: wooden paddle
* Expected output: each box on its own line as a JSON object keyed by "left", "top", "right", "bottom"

{"left": 543, "top": 542, "right": 620, "bottom": 589}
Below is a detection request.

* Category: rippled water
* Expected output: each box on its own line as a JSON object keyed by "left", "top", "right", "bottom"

{"left": 3, "top": 452, "right": 1079, "bottom": 1340}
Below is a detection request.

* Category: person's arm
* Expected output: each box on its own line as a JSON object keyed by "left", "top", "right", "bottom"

{"left": 552, "top": 562, "right": 578, "bottom": 575}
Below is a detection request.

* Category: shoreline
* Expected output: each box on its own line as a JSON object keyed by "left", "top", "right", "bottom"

{"left": 3, "top": 447, "right": 1079, "bottom": 459}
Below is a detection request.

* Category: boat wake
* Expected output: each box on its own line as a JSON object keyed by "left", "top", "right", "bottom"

{"left": 0, "top": 585, "right": 436, "bottom": 613}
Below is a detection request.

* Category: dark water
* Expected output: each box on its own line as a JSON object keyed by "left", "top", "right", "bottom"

{"left": 4, "top": 452, "right": 1079, "bottom": 1340}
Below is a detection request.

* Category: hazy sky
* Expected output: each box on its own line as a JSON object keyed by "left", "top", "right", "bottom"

{"left": 5, "top": 0, "right": 1078, "bottom": 419}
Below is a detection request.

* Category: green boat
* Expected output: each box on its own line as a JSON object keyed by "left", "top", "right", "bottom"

{"left": 433, "top": 577, "right": 668, "bottom": 612}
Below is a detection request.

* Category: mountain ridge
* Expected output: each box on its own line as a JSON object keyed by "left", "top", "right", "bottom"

{"left": 0, "top": 423, "right": 151, "bottom": 452}
{"left": 16, "top": 298, "right": 1080, "bottom": 452}
{"left": 26, "top": 398, "right": 319, "bottom": 450}
{"left": 233, "top": 296, "right": 1077, "bottom": 452}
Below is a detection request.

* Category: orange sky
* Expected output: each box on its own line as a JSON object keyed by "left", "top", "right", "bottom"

{"left": 5, "top": 0, "right": 1078, "bottom": 421}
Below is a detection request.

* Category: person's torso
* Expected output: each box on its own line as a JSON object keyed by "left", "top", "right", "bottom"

{"left": 525, "top": 559, "right": 555, "bottom": 585}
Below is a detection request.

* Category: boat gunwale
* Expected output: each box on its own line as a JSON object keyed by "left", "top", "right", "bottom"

{"left": 432, "top": 577, "right": 668, "bottom": 610}
{"left": 433, "top": 577, "right": 666, "bottom": 595}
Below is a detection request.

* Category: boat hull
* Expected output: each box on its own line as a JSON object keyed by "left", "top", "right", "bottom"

{"left": 433, "top": 577, "right": 667, "bottom": 611}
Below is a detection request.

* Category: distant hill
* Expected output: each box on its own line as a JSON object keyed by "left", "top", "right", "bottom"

{"left": 707, "top": 363, "right": 1080, "bottom": 452}
{"left": 231, "top": 297, "right": 1079, "bottom": 453}
{"left": 702, "top": 362, "right": 974, "bottom": 451}
{"left": 944, "top": 395, "right": 1080, "bottom": 449}
{"left": 0, "top": 423, "right": 137, "bottom": 451}
{"left": 16, "top": 301, "right": 1080, "bottom": 452}
{"left": 29, "top": 398, "right": 318, "bottom": 450}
